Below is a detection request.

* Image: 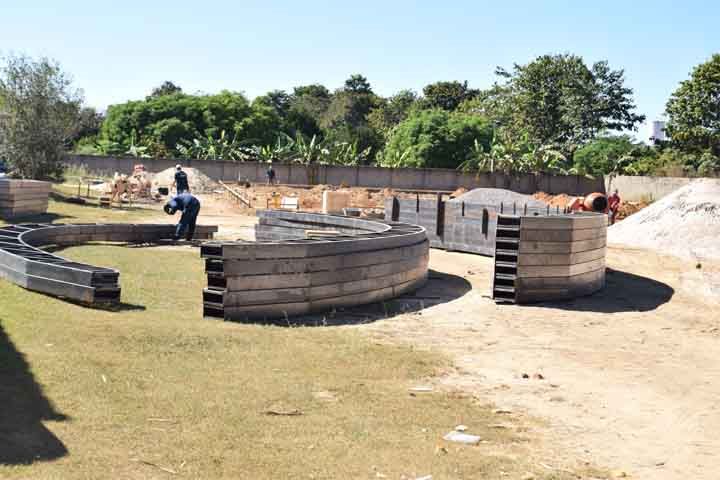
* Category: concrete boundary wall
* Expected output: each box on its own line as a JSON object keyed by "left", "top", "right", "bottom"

{"left": 491, "top": 213, "right": 607, "bottom": 304}
{"left": 0, "top": 223, "right": 217, "bottom": 304}
{"left": 65, "top": 155, "right": 605, "bottom": 195}
{"left": 605, "top": 176, "right": 720, "bottom": 201}
{"left": 200, "top": 210, "right": 429, "bottom": 322}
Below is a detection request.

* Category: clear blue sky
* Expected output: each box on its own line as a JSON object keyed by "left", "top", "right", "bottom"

{"left": 2, "top": 0, "right": 718, "bottom": 140}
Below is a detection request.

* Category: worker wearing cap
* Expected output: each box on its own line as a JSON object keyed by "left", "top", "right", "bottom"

{"left": 164, "top": 192, "right": 201, "bottom": 241}
{"left": 608, "top": 189, "right": 621, "bottom": 225}
{"left": 173, "top": 164, "right": 190, "bottom": 194}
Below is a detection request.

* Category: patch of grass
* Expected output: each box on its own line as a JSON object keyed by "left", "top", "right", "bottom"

{"left": 0, "top": 190, "right": 156, "bottom": 227}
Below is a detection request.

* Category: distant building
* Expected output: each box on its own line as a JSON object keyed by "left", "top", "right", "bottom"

{"left": 650, "top": 121, "right": 667, "bottom": 143}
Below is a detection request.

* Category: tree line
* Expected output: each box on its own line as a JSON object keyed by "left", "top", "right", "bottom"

{"left": 1, "top": 52, "right": 719, "bottom": 179}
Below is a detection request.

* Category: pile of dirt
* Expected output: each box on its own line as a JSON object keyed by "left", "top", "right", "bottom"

{"left": 451, "top": 187, "right": 468, "bottom": 198}
{"left": 451, "top": 188, "right": 547, "bottom": 209}
{"left": 152, "top": 167, "right": 217, "bottom": 193}
{"left": 533, "top": 191, "right": 575, "bottom": 208}
{"left": 608, "top": 179, "right": 720, "bottom": 260}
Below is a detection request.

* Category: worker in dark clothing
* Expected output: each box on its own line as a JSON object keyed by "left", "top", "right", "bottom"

{"left": 173, "top": 164, "right": 190, "bottom": 193}
{"left": 267, "top": 164, "right": 276, "bottom": 185}
{"left": 164, "top": 193, "right": 201, "bottom": 240}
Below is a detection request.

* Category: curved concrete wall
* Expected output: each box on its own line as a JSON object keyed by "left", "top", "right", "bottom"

{"left": 200, "top": 210, "right": 429, "bottom": 322}
{"left": 0, "top": 223, "right": 217, "bottom": 304}
{"left": 492, "top": 213, "right": 607, "bottom": 303}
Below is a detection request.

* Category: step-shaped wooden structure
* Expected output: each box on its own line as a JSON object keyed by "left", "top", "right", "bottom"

{"left": 201, "top": 210, "right": 429, "bottom": 322}
{"left": 0, "top": 223, "right": 217, "bottom": 304}
{"left": 0, "top": 179, "right": 52, "bottom": 218}
{"left": 492, "top": 212, "right": 607, "bottom": 304}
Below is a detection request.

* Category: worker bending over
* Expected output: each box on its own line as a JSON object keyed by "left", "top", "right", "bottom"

{"left": 164, "top": 192, "right": 201, "bottom": 240}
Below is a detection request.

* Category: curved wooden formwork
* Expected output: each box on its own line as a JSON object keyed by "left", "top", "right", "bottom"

{"left": 0, "top": 223, "right": 217, "bottom": 304}
{"left": 200, "top": 210, "right": 429, "bottom": 322}
{"left": 492, "top": 212, "right": 607, "bottom": 304}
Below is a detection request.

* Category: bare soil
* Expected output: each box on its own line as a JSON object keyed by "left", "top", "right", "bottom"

{"left": 365, "top": 247, "right": 720, "bottom": 480}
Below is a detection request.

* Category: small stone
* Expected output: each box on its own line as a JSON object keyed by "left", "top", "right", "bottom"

{"left": 454, "top": 424, "right": 468, "bottom": 432}
{"left": 533, "top": 373, "right": 545, "bottom": 380}
{"left": 521, "top": 373, "right": 530, "bottom": 379}
{"left": 443, "top": 431, "right": 481, "bottom": 445}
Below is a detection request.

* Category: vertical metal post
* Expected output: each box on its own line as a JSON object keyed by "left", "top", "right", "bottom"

{"left": 391, "top": 196, "right": 400, "bottom": 221}
{"left": 436, "top": 192, "right": 445, "bottom": 238}
{"left": 461, "top": 201, "right": 465, "bottom": 217}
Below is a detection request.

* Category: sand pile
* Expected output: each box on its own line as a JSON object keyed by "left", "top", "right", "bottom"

{"left": 451, "top": 188, "right": 548, "bottom": 209}
{"left": 152, "top": 167, "right": 217, "bottom": 193}
{"left": 608, "top": 179, "right": 720, "bottom": 260}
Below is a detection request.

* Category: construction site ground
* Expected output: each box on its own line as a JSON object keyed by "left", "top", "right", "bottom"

{"left": 47, "top": 182, "right": 718, "bottom": 478}
{"left": 181, "top": 192, "right": 720, "bottom": 480}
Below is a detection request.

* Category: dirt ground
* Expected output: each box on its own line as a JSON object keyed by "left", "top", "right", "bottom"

{"left": 155, "top": 194, "right": 720, "bottom": 478}
{"left": 365, "top": 248, "right": 720, "bottom": 480}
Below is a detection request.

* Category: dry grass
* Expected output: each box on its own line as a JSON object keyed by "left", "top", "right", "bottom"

{"left": 0, "top": 199, "right": 603, "bottom": 479}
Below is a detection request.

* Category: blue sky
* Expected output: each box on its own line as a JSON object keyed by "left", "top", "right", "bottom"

{"left": 1, "top": 0, "right": 718, "bottom": 140}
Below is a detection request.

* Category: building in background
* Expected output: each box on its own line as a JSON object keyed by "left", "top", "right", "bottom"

{"left": 650, "top": 120, "right": 667, "bottom": 144}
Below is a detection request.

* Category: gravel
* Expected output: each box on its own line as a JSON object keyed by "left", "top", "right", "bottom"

{"left": 608, "top": 179, "right": 720, "bottom": 261}
{"left": 450, "top": 188, "right": 548, "bottom": 209}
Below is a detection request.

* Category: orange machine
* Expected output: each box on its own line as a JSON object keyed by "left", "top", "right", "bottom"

{"left": 567, "top": 192, "right": 608, "bottom": 213}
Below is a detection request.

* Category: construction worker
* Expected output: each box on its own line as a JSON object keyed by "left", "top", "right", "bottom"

{"left": 267, "top": 164, "right": 277, "bottom": 185}
{"left": 173, "top": 164, "right": 190, "bottom": 194}
{"left": 608, "top": 189, "right": 621, "bottom": 225}
{"left": 164, "top": 192, "right": 201, "bottom": 241}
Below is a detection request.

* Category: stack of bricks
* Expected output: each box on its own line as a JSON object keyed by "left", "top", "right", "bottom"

{"left": 0, "top": 179, "right": 52, "bottom": 219}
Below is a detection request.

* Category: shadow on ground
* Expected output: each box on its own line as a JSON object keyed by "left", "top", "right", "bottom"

{"left": 0, "top": 321, "right": 68, "bottom": 465}
{"left": 237, "top": 269, "right": 472, "bottom": 327}
{"left": 0, "top": 212, "right": 72, "bottom": 225}
{"left": 538, "top": 267, "right": 675, "bottom": 313}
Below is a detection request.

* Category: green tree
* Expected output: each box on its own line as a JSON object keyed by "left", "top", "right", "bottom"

{"left": 422, "top": 81, "right": 479, "bottom": 111}
{"left": 381, "top": 109, "right": 493, "bottom": 169}
{"left": 367, "top": 90, "right": 419, "bottom": 137}
{"left": 254, "top": 90, "right": 293, "bottom": 119}
{"left": 287, "top": 84, "right": 331, "bottom": 138}
{"left": 487, "top": 54, "right": 645, "bottom": 156}
{"left": 321, "top": 75, "right": 381, "bottom": 160}
{"left": 343, "top": 74, "right": 373, "bottom": 94}
{"left": 573, "top": 135, "right": 642, "bottom": 176}
{"left": 0, "top": 54, "right": 82, "bottom": 179}
{"left": 101, "top": 90, "right": 268, "bottom": 155}
{"left": 148, "top": 81, "right": 182, "bottom": 98}
{"left": 666, "top": 54, "right": 720, "bottom": 156}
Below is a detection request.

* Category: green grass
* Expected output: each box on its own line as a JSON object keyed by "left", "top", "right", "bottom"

{"left": 0, "top": 188, "right": 156, "bottom": 227}
{"left": 0, "top": 199, "right": 601, "bottom": 479}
